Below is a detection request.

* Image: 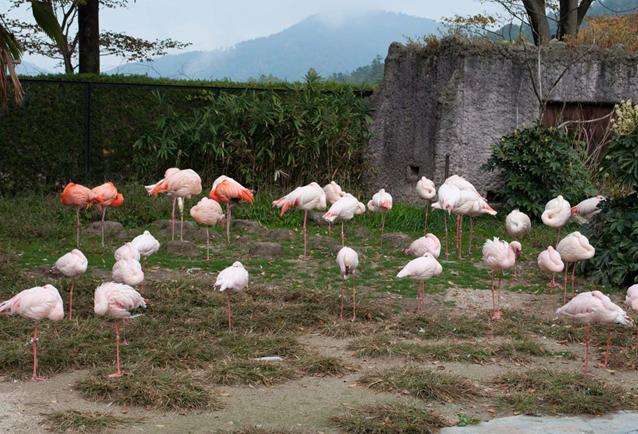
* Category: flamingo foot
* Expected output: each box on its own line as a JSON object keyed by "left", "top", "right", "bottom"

{"left": 491, "top": 309, "right": 502, "bottom": 321}
{"left": 108, "top": 371, "right": 123, "bottom": 378}
{"left": 31, "top": 375, "right": 47, "bottom": 382}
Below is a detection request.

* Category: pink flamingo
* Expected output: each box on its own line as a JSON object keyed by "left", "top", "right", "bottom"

{"left": 60, "top": 182, "right": 92, "bottom": 247}
{"left": 323, "top": 181, "right": 346, "bottom": 235}
{"left": 537, "top": 246, "right": 564, "bottom": 289}
{"left": 0, "top": 285, "right": 64, "bottom": 381}
{"left": 505, "top": 209, "right": 532, "bottom": 276}
{"left": 416, "top": 177, "right": 436, "bottom": 233}
{"left": 432, "top": 182, "right": 460, "bottom": 259}
{"left": 397, "top": 253, "right": 442, "bottom": 313}
{"left": 482, "top": 237, "right": 520, "bottom": 320}
{"left": 452, "top": 189, "right": 496, "bottom": 259}
{"left": 53, "top": 249, "right": 87, "bottom": 319}
{"left": 114, "top": 242, "right": 140, "bottom": 262}
{"left": 130, "top": 231, "right": 160, "bottom": 264}
{"left": 336, "top": 246, "right": 359, "bottom": 321}
{"left": 557, "top": 291, "right": 633, "bottom": 373}
{"left": 214, "top": 262, "right": 249, "bottom": 330}
{"left": 571, "top": 195, "right": 605, "bottom": 224}
{"left": 367, "top": 189, "right": 393, "bottom": 248}
{"left": 404, "top": 234, "right": 441, "bottom": 258}
{"left": 146, "top": 168, "right": 202, "bottom": 241}
{"left": 557, "top": 231, "right": 595, "bottom": 302}
{"left": 209, "top": 176, "right": 254, "bottom": 245}
{"left": 323, "top": 193, "right": 365, "bottom": 246}
{"left": 94, "top": 282, "right": 146, "bottom": 378}
{"left": 626, "top": 284, "right": 638, "bottom": 349}
{"left": 273, "top": 182, "right": 327, "bottom": 258}
{"left": 112, "top": 259, "right": 144, "bottom": 287}
{"left": 542, "top": 195, "right": 571, "bottom": 246}
{"left": 190, "top": 197, "right": 225, "bottom": 260}
{"left": 90, "top": 182, "right": 122, "bottom": 247}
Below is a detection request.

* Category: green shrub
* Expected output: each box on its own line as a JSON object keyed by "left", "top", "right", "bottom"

{"left": 482, "top": 125, "right": 595, "bottom": 216}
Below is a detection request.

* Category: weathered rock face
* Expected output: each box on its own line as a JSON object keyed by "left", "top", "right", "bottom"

{"left": 368, "top": 39, "right": 638, "bottom": 200}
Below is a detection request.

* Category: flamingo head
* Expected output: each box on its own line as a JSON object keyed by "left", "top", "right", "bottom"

{"left": 510, "top": 241, "right": 522, "bottom": 258}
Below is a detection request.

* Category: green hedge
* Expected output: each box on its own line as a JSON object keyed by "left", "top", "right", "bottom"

{"left": 0, "top": 75, "right": 372, "bottom": 194}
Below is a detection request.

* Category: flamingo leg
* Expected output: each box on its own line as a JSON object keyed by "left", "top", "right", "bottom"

{"left": 582, "top": 323, "right": 590, "bottom": 374}
{"left": 444, "top": 213, "right": 449, "bottom": 260}
{"left": 341, "top": 221, "right": 345, "bottom": 247}
{"left": 75, "top": 207, "right": 81, "bottom": 248}
{"left": 67, "top": 280, "right": 74, "bottom": 320}
{"left": 225, "top": 203, "right": 232, "bottom": 245}
{"left": 563, "top": 265, "right": 569, "bottom": 304}
{"left": 206, "top": 228, "right": 210, "bottom": 261}
{"left": 456, "top": 215, "right": 463, "bottom": 260}
{"left": 171, "top": 197, "right": 177, "bottom": 241}
{"left": 467, "top": 217, "right": 474, "bottom": 257}
{"left": 108, "top": 321, "right": 122, "bottom": 378}
{"left": 571, "top": 261, "right": 577, "bottom": 296}
{"left": 100, "top": 207, "right": 107, "bottom": 247}
{"left": 31, "top": 323, "right": 45, "bottom": 381}
{"left": 226, "top": 290, "right": 233, "bottom": 330}
{"left": 122, "top": 318, "right": 129, "bottom": 346}
{"left": 555, "top": 227, "right": 561, "bottom": 247}
{"left": 424, "top": 201, "right": 430, "bottom": 234}
{"left": 303, "top": 210, "right": 308, "bottom": 258}
{"left": 339, "top": 283, "right": 344, "bottom": 321}
{"left": 417, "top": 280, "right": 425, "bottom": 312}
{"left": 380, "top": 212, "right": 386, "bottom": 250}
{"left": 490, "top": 272, "right": 496, "bottom": 318}
{"left": 328, "top": 223, "right": 332, "bottom": 236}
{"left": 180, "top": 199, "right": 184, "bottom": 242}
{"left": 351, "top": 276, "right": 357, "bottom": 322}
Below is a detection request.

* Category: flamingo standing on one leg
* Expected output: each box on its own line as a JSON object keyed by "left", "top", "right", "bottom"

{"left": 557, "top": 291, "right": 633, "bottom": 373}
{"left": 209, "top": 176, "right": 254, "bottom": 245}
{"left": 397, "top": 253, "right": 442, "bottom": 313}
{"left": 273, "top": 182, "right": 326, "bottom": 258}
{"left": 146, "top": 168, "right": 202, "bottom": 241}
{"left": 404, "top": 233, "right": 441, "bottom": 258}
{"left": 505, "top": 209, "right": 531, "bottom": 276}
{"left": 452, "top": 190, "right": 496, "bottom": 260}
{"left": 112, "top": 259, "right": 144, "bottom": 288}
{"left": 94, "top": 282, "right": 146, "bottom": 378}
{"left": 53, "top": 249, "right": 87, "bottom": 320}
{"left": 323, "top": 193, "right": 366, "bottom": 246}
{"left": 323, "top": 181, "right": 346, "bottom": 235}
{"left": 416, "top": 177, "right": 436, "bottom": 233}
{"left": 625, "top": 285, "right": 638, "bottom": 351}
{"left": 130, "top": 230, "right": 160, "bottom": 265}
{"left": 557, "top": 231, "right": 595, "bottom": 303}
{"left": 571, "top": 196, "right": 606, "bottom": 225}
{"left": 464, "top": 194, "right": 497, "bottom": 257}
{"left": 0, "top": 285, "right": 64, "bottom": 381}
{"left": 431, "top": 183, "right": 460, "bottom": 260}
{"left": 214, "top": 261, "right": 249, "bottom": 330}
{"left": 367, "top": 189, "right": 393, "bottom": 249}
{"left": 60, "top": 182, "right": 92, "bottom": 248}
{"left": 190, "top": 197, "right": 225, "bottom": 260}
{"left": 90, "top": 182, "right": 122, "bottom": 247}
{"left": 336, "top": 246, "right": 359, "bottom": 321}
{"left": 542, "top": 195, "right": 571, "bottom": 246}
{"left": 482, "top": 237, "right": 519, "bottom": 320}
{"left": 537, "top": 246, "right": 564, "bottom": 289}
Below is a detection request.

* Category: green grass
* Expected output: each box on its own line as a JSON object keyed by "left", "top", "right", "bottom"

{"left": 495, "top": 368, "right": 638, "bottom": 415}
{"left": 331, "top": 402, "right": 449, "bottom": 433}
{"left": 41, "top": 410, "right": 140, "bottom": 433}
{"left": 359, "top": 366, "right": 479, "bottom": 403}
{"left": 76, "top": 365, "right": 220, "bottom": 411}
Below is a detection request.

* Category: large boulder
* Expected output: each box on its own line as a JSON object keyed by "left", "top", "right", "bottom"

{"left": 381, "top": 232, "right": 411, "bottom": 249}
{"left": 268, "top": 228, "right": 296, "bottom": 241}
{"left": 311, "top": 234, "right": 341, "bottom": 254}
{"left": 233, "top": 219, "right": 265, "bottom": 234}
{"left": 86, "top": 221, "right": 124, "bottom": 236}
{"left": 165, "top": 240, "right": 200, "bottom": 258}
{"left": 248, "top": 242, "right": 284, "bottom": 259}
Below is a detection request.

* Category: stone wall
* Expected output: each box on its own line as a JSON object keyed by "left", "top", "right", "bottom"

{"left": 367, "top": 38, "right": 638, "bottom": 201}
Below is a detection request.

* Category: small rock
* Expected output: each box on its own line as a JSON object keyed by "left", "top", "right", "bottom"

{"left": 268, "top": 228, "right": 296, "bottom": 241}
{"left": 152, "top": 219, "right": 196, "bottom": 231}
{"left": 233, "top": 219, "right": 265, "bottom": 233}
{"left": 309, "top": 211, "right": 328, "bottom": 226}
{"left": 381, "top": 232, "right": 411, "bottom": 249}
{"left": 165, "top": 240, "right": 200, "bottom": 258}
{"left": 311, "top": 234, "right": 341, "bottom": 253}
{"left": 248, "top": 242, "right": 284, "bottom": 258}
{"left": 86, "top": 221, "right": 124, "bottom": 236}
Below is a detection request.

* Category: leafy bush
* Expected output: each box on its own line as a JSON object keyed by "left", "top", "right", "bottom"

{"left": 483, "top": 125, "right": 595, "bottom": 216}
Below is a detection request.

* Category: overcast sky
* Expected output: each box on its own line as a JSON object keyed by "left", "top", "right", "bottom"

{"left": 8, "top": 0, "right": 498, "bottom": 70}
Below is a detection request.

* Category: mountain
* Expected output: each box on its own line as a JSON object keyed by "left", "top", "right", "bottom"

{"left": 109, "top": 11, "right": 441, "bottom": 81}
{"left": 16, "top": 60, "right": 49, "bottom": 76}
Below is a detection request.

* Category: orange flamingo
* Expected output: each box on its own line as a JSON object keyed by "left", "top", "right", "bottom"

{"left": 60, "top": 182, "right": 93, "bottom": 247}
{"left": 90, "top": 183, "right": 122, "bottom": 246}
{"left": 209, "top": 176, "right": 254, "bottom": 244}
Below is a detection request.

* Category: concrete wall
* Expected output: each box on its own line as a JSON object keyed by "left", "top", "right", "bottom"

{"left": 367, "top": 38, "right": 638, "bottom": 201}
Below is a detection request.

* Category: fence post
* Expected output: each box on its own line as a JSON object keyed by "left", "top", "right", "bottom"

{"left": 84, "top": 82, "right": 92, "bottom": 181}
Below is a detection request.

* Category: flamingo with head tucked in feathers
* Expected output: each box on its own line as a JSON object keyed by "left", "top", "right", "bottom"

{"left": 60, "top": 182, "right": 92, "bottom": 247}
{"left": 542, "top": 195, "right": 571, "bottom": 246}
{"left": 130, "top": 230, "right": 160, "bottom": 263}
{"left": 482, "top": 237, "right": 520, "bottom": 320}
{"left": 505, "top": 209, "right": 531, "bottom": 275}
{"left": 209, "top": 176, "right": 254, "bottom": 245}
{"left": 94, "top": 282, "right": 146, "bottom": 378}
{"left": 214, "top": 261, "right": 249, "bottom": 330}
{"left": 453, "top": 189, "right": 496, "bottom": 259}
{"left": 416, "top": 177, "right": 436, "bottom": 233}
{"left": 432, "top": 182, "right": 460, "bottom": 259}
{"left": 0, "top": 285, "right": 64, "bottom": 381}
{"left": 323, "top": 193, "right": 366, "bottom": 246}
{"left": 557, "top": 291, "right": 633, "bottom": 373}
{"left": 190, "top": 197, "right": 225, "bottom": 260}
{"left": 146, "top": 168, "right": 202, "bottom": 242}
{"left": 626, "top": 284, "right": 638, "bottom": 350}
{"left": 53, "top": 249, "right": 87, "bottom": 319}
{"left": 397, "top": 253, "right": 442, "bottom": 313}
{"left": 273, "top": 182, "right": 326, "bottom": 258}
{"left": 336, "top": 246, "right": 359, "bottom": 320}
{"left": 90, "top": 182, "right": 122, "bottom": 247}
{"left": 367, "top": 189, "right": 393, "bottom": 248}
{"left": 537, "top": 246, "right": 564, "bottom": 289}
{"left": 556, "top": 231, "right": 595, "bottom": 303}
{"left": 571, "top": 196, "right": 606, "bottom": 224}
{"left": 323, "top": 181, "right": 346, "bottom": 235}
{"left": 404, "top": 233, "right": 441, "bottom": 258}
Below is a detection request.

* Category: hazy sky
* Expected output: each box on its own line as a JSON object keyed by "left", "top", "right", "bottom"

{"left": 8, "top": 0, "right": 498, "bottom": 70}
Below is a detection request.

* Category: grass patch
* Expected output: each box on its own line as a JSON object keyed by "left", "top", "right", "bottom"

{"left": 76, "top": 366, "right": 219, "bottom": 411}
{"left": 206, "top": 359, "right": 298, "bottom": 386}
{"left": 41, "top": 410, "right": 139, "bottom": 432}
{"left": 331, "top": 402, "right": 448, "bottom": 433}
{"left": 496, "top": 368, "right": 638, "bottom": 415}
{"left": 294, "top": 353, "right": 352, "bottom": 376}
{"left": 359, "top": 366, "right": 479, "bottom": 403}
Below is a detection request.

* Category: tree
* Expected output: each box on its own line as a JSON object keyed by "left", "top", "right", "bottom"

{"left": 0, "top": 19, "right": 23, "bottom": 110}
{"left": 2, "top": 0, "right": 190, "bottom": 74}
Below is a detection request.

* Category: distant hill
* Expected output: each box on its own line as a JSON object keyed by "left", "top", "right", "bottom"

{"left": 109, "top": 11, "right": 441, "bottom": 81}
{"left": 16, "top": 60, "right": 49, "bottom": 76}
